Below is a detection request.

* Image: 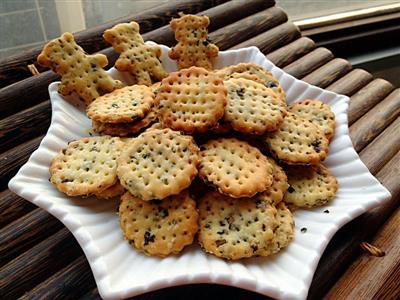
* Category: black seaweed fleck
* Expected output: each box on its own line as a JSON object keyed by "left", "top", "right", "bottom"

{"left": 323, "top": 209, "right": 330, "bottom": 214}
{"left": 311, "top": 139, "right": 322, "bottom": 153}
{"left": 266, "top": 81, "right": 278, "bottom": 89}
{"left": 300, "top": 227, "right": 307, "bottom": 233}
{"left": 288, "top": 186, "right": 295, "bottom": 193}
{"left": 158, "top": 207, "right": 169, "bottom": 218}
{"left": 236, "top": 88, "right": 245, "bottom": 98}
{"left": 144, "top": 231, "right": 156, "bottom": 245}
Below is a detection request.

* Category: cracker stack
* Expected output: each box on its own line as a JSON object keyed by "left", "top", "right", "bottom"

{"left": 42, "top": 14, "right": 339, "bottom": 260}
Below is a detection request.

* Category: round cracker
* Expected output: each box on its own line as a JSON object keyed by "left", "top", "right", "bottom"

{"left": 257, "top": 202, "right": 294, "bottom": 256}
{"left": 198, "top": 191, "right": 277, "bottom": 260}
{"left": 223, "top": 78, "right": 287, "bottom": 134}
{"left": 92, "top": 110, "right": 157, "bottom": 136}
{"left": 87, "top": 85, "right": 155, "bottom": 123}
{"left": 119, "top": 190, "right": 198, "bottom": 257}
{"left": 289, "top": 99, "right": 336, "bottom": 141}
{"left": 50, "top": 136, "right": 124, "bottom": 196}
{"left": 284, "top": 163, "right": 338, "bottom": 207}
{"left": 199, "top": 138, "right": 273, "bottom": 198}
{"left": 157, "top": 66, "right": 227, "bottom": 133}
{"left": 215, "top": 63, "right": 285, "bottom": 101}
{"left": 264, "top": 112, "right": 329, "bottom": 165}
{"left": 254, "top": 157, "right": 288, "bottom": 205}
{"left": 117, "top": 128, "right": 200, "bottom": 200}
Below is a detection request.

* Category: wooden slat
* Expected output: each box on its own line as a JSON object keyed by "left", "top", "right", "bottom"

{"left": 0, "top": 0, "right": 229, "bottom": 87}
{"left": 283, "top": 47, "right": 334, "bottom": 78}
{"left": 326, "top": 69, "right": 373, "bottom": 96}
{"left": 0, "top": 0, "right": 274, "bottom": 120}
{"left": 308, "top": 151, "right": 400, "bottom": 300}
{"left": 348, "top": 79, "right": 395, "bottom": 125}
{"left": 325, "top": 208, "right": 400, "bottom": 300}
{"left": 0, "top": 189, "right": 36, "bottom": 228}
{"left": 0, "top": 72, "right": 57, "bottom": 119}
{"left": 20, "top": 256, "right": 96, "bottom": 300}
{"left": 0, "top": 228, "right": 82, "bottom": 299}
{"left": 359, "top": 117, "right": 400, "bottom": 175}
{"left": 301, "top": 58, "right": 352, "bottom": 88}
{"left": 231, "top": 22, "right": 301, "bottom": 54}
{"left": 0, "top": 135, "right": 43, "bottom": 190}
{"left": 210, "top": 6, "right": 287, "bottom": 50}
{"left": 0, "top": 101, "right": 50, "bottom": 154}
{"left": 350, "top": 89, "right": 400, "bottom": 152}
{"left": 266, "top": 37, "right": 315, "bottom": 68}
{"left": 0, "top": 208, "right": 63, "bottom": 266}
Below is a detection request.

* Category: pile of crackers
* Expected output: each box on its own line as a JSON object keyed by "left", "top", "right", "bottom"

{"left": 40, "top": 14, "right": 338, "bottom": 260}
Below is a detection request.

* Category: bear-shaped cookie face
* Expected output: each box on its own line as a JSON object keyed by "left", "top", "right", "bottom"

{"left": 103, "top": 21, "right": 168, "bottom": 86}
{"left": 169, "top": 14, "right": 219, "bottom": 70}
{"left": 37, "top": 32, "right": 123, "bottom": 105}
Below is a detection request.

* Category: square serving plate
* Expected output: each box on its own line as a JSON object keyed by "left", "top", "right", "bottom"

{"left": 8, "top": 43, "right": 391, "bottom": 300}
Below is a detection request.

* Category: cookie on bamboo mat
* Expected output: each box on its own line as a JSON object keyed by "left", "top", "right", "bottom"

{"left": 257, "top": 202, "right": 294, "bottom": 256}
{"left": 223, "top": 78, "right": 287, "bottom": 134}
{"left": 94, "top": 181, "right": 125, "bottom": 199}
{"left": 254, "top": 158, "right": 288, "bottom": 205}
{"left": 216, "top": 63, "right": 285, "bottom": 101}
{"left": 37, "top": 32, "right": 123, "bottom": 105}
{"left": 289, "top": 99, "right": 336, "bottom": 141}
{"left": 199, "top": 138, "right": 273, "bottom": 198}
{"left": 117, "top": 128, "right": 200, "bottom": 200}
{"left": 169, "top": 14, "right": 218, "bottom": 70}
{"left": 284, "top": 163, "right": 338, "bottom": 208}
{"left": 103, "top": 21, "right": 168, "bottom": 85}
{"left": 157, "top": 67, "right": 227, "bottom": 133}
{"left": 92, "top": 110, "right": 157, "bottom": 136}
{"left": 50, "top": 136, "right": 124, "bottom": 196}
{"left": 264, "top": 112, "right": 329, "bottom": 165}
{"left": 119, "top": 190, "right": 198, "bottom": 257}
{"left": 198, "top": 191, "right": 277, "bottom": 260}
{"left": 87, "top": 85, "right": 155, "bottom": 124}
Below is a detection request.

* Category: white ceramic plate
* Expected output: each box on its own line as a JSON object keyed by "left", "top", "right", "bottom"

{"left": 8, "top": 43, "right": 391, "bottom": 300}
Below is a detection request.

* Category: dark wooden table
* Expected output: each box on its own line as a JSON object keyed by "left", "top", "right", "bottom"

{"left": 0, "top": 1, "right": 399, "bottom": 299}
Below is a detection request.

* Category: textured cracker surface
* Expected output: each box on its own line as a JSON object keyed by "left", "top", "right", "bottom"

{"left": 50, "top": 136, "right": 124, "bottom": 196}
{"left": 265, "top": 112, "right": 329, "bottom": 165}
{"left": 103, "top": 21, "right": 168, "bottom": 85}
{"left": 87, "top": 85, "right": 156, "bottom": 123}
{"left": 157, "top": 67, "right": 227, "bottom": 133}
{"left": 169, "top": 14, "right": 218, "bottom": 70}
{"left": 198, "top": 191, "right": 277, "bottom": 260}
{"left": 199, "top": 138, "right": 273, "bottom": 198}
{"left": 119, "top": 190, "right": 198, "bottom": 257}
{"left": 224, "top": 78, "right": 287, "bottom": 134}
{"left": 117, "top": 128, "right": 200, "bottom": 200}
{"left": 94, "top": 181, "right": 125, "bottom": 199}
{"left": 37, "top": 32, "right": 123, "bottom": 104}
{"left": 284, "top": 163, "right": 338, "bottom": 207}
{"left": 289, "top": 99, "right": 336, "bottom": 142}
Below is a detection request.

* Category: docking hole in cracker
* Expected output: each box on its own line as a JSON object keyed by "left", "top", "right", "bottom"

{"left": 198, "top": 191, "right": 277, "bottom": 260}
{"left": 119, "top": 190, "right": 199, "bottom": 257}
{"left": 157, "top": 66, "right": 227, "bottom": 133}
{"left": 117, "top": 128, "right": 200, "bottom": 200}
{"left": 50, "top": 136, "right": 124, "bottom": 196}
{"left": 199, "top": 138, "right": 273, "bottom": 198}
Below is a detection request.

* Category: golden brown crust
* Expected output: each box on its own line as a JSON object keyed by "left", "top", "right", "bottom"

{"left": 289, "top": 99, "right": 336, "bottom": 142}
{"left": 284, "top": 163, "right": 338, "bottom": 207}
{"left": 264, "top": 112, "right": 329, "bottom": 165}
{"left": 198, "top": 138, "right": 273, "bottom": 198}
{"left": 157, "top": 67, "right": 227, "bottom": 133}
{"left": 117, "top": 128, "right": 200, "bottom": 200}
{"left": 198, "top": 191, "right": 277, "bottom": 260}
{"left": 49, "top": 136, "right": 124, "bottom": 196}
{"left": 119, "top": 190, "right": 199, "bottom": 257}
